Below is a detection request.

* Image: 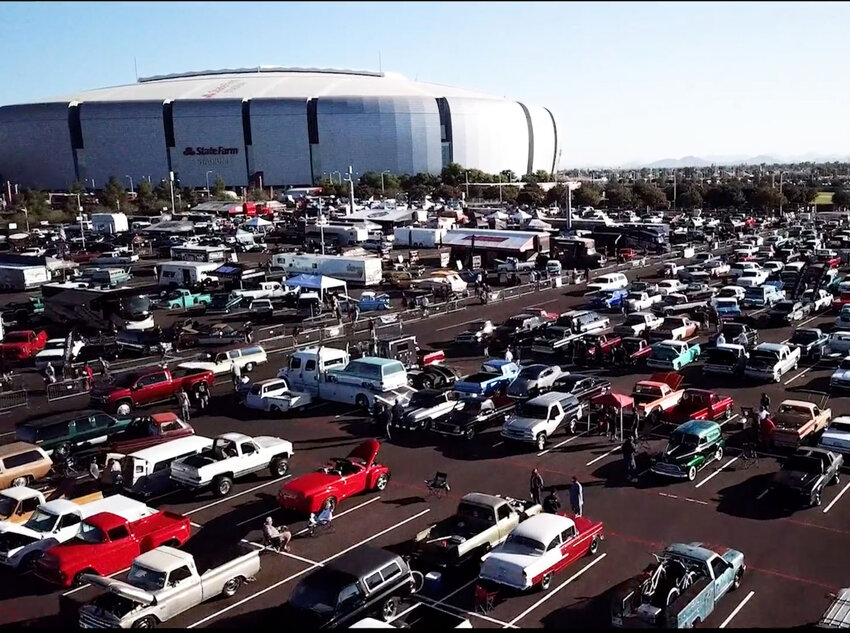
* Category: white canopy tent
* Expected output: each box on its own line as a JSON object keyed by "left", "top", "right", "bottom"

{"left": 283, "top": 273, "right": 348, "bottom": 302}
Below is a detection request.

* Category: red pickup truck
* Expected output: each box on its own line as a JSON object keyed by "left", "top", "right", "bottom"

{"left": 90, "top": 368, "right": 214, "bottom": 417}
{"left": 0, "top": 329, "right": 48, "bottom": 360}
{"left": 107, "top": 412, "right": 195, "bottom": 454}
{"left": 663, "top": 389, "right": 735, "bottom": 424}
{"left": 34, "top": 509, "right": 191, "bottom": 587}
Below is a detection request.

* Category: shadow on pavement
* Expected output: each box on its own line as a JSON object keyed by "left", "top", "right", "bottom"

{"left": 713, "top": 472, "right": 797, "bottom": 520}
{"left": 539, "top": 587, "right": 615, "bottom": 629}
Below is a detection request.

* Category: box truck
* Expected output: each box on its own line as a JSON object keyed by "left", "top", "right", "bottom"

{"left": 0, "top": 264, "right": 50, "bottom": 291}
{"left": 271, "top": 253, "right": 382, "bottom": 286}
{"left": 393, "top": 227, "right": 448, "bottom": 248}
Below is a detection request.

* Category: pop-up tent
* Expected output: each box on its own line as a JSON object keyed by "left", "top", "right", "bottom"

{"left": 242, "top": 216, "right": 273, "bottom": 230}
{"left": 284, "top": 273, "right": 348, "bottom": 302}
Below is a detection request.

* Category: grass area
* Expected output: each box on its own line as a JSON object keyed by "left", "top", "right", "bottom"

{"left": 814, "top": 191, "right": 834, "bottom": 205}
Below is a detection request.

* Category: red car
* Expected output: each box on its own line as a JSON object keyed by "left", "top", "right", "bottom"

{"left": 0, "top": 329, "right": 48, "bottom": 360}
{"left": 107, "top": 412, "right": 195, "bottom": 454}
{"left": 34, "top": 509, "right": 191, "bottom": 587}
{"left": 835, "top": 292, "right": 850, "bottom": 312}
{"left": 664, "top": 389, "right": 735, "bottom": 424}
{"left": 277, "top": 439, "right": 389, "bottom": 513}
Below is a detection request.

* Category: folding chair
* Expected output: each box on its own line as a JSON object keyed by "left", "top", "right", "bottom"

{"left": 474, "top": 583, "right": 498, "bottom": 614}
{"left": 425, "top": 472, "right": 450, "bottom": 498}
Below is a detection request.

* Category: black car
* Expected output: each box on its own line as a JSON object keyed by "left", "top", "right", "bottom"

{"left": 770, "top": 447, "right": 843, "bottom": 508}
{"left": 491, "top": 314, "right": 546, "bottom": 350}
{"left": 115, "top": 329, "right": 167, "bottom": 356}
{"left": 287, "top": 546, "right": 422, "bottom": 627}
{"left": 787, "top": 328, "right": 829, "bottom": 361}
{"left": 709, "top": 322, "right": 759, "bottom": 348}
{"left": 408, "top": 364, "right": 459, "bottom": 390}
{"left": 552, "top": 374, "right": 611, "bottom": 404}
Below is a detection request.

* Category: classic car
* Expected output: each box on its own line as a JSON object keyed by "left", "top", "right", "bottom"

{"left": 551, "top": 373, "right": 611, "bottom": 405}
{"left": 455, "top": 361, "right": 521, "bottom": 397}
{"left": 651, "top": 420, "right": 725, "bottom": 481}
{"left": 744, "top": 343, "right": 801, "bottom": 383}
{"left": 506, "top": 364, "right": 568, "bottom": 399}
{"left": 106, "top": 412, "right": 194, "bottom": 454}
{"left": 589, "top": 289, "right": 630, "bottom": 311}
{"left": 613, "top": 312, "right": 664, "bottom": 338}
{"left": 714, "top": 285, "right": 746, "bottom": 302}
{"left": 819, "top": 416, "right": 850, "bottom": 457}
{"left": 735, "top": 269, "right": 770, "bottom": 288}
{"left": 454, "top": 320, "right": 495, "bottom": 346}
{"left": 408, "top": 364, "right": 459, "bottom": 390}
{"left": 684, "top": 282, "right": 718, "bottom": 301}
{"left": 621, "top": 337, "right": 653, "bottom": 365}
{"left": 656, "top": 279, "right": 687, "bottom": 296}
{"left": 585, "top": 273, "right": 629, "bottom": 294}
{"left": 632, "top": 372, "right": 685, "bottom": 422}
{"left": 397, "top": 389, "right": 460, "bottom": 430}
{"left": 521, "top": 307, "right": 559, "bottom": 323}
{"left": 353, "top": 291, "right": 392, "bottom": 312}
{"left": 531, "top": 326, "right": 579, "bottom": 356}
{"left": 646, "top": 340, "right": 701, "bottom": 371}
{"left": 34, "top": 338, "right": 86, "bottom": 371}
{"left": 626, "top": 291, "right": 664, "bottom": 312}
{"left": 431, "top": 395, "right": 515, "bottom": 440}
{"left": 713, "top": 298, "right": 742, "bottom": 320}
{"left": 663, "top": 389, "right": 735, "bottom": 424}
{"left": 742, "top": 285, "right": 785, "bottom": 309}
{"left": 830, "top": 357, "right": 850, "bottom": 393}
{"left": 703, "top": 343, "right": 748, "bottom": 376}
{"left": 788, "top": 328, "right": 828, "bottom": 361}
{"left": 179, "top": 323, "right": 246, "bottom": 347}
{"left": 709, "top": 322, "right": 759, "bottom": 348}
{"left": 835, "top": 305, "right": 850, "bottom": 330}
{"left": 277, "top": 439, "right": 389, "bottom": 513}
{"left": 628, "top": 281, "right": 660, "bottom": 295}
{"left": 802, "top": 289, "right": 834, "bottom": 313}
{"left": 769, "top": 300, "right": 810, "bottom": 324}
{"left": 771, "top": 398, "right": 831, "bottom": 449}
{"left": 579, "top": 333, "right": 622, "bottom": 364}
{"left": 770, "top": 447, "right": 843, "bottom": 508}
{"left": 650, "top": 316, "right": 699, "bottom": 342}
{"left": 479, "top": 512, "right": 603, "bottom": 591}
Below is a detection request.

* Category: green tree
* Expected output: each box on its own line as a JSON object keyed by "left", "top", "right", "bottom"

{"left": 246, "top": 187, "right": 269, "bottom": 202}
{"left": 135, "top": 180, "right": 157, "bottom": 213}
{"left": 211, "top": 176, "right": 227, "bottom": 199}
{"left": 412, "top": 172, "right": 440, "bottom": 189}
{"left": 544, "top": 184, "right": 567, "bottom": 207}
{"left": 69, "top": 180, "right": 85, "bottom": 195}
{"left": 181, "top": 187, "right": 199, "bottom": 207}
{"left": 440, "top": 163, "right": 465, "bottom": 187}
{"left": 501, "top": 185, "right": 520, "bottom": 203}
{"left": 534, "top": 169, "right": 552, "bottom": 182}
{"left": 517, "top": 182, "right": 544, "bottom": 206}
{"left": 677, "top": 185, "right": 703, "bottom": 209}
{"left": 407, "top": 184, "right": 431, "bottom": 202}
{"left": 604, "top": 182, "right": 633, "bottom": 209}
{"left": 572, "top": 183, "right": 603, "bottom": 208}
{"left": 500, "top": 169, "right": 516, "bottom": 184}
{"left": 632, "top": 181, "right": 668, "bottom": 209}
{"left": 102, "top": 176, "right": 127, "bottom": 211}
{"left": 833, "top": 188, "right": 850, "bottom": 209}
{"left": 435, "top": 184, "right": 462, "bottom": 201}
{"left": 745, "top": 186, "right": 785, "bottom": 211}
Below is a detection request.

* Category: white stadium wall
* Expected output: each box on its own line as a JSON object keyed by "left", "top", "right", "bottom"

{"left": 0, "top": 103, "right": 76, "bottom": 189}
{"left": 170, "top": 99, "right": 248, "bottom": 188}
{"left": 0, "top": 69, "right": 560, "bottom": 189}
{"left": 77, "top": 101, "right": 170, "bottom": 188}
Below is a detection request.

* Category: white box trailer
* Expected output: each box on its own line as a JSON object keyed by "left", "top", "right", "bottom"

{"left": 158, "top": 261, "right": 221, "bottom": 288}
{"left": 0, "top": 264, "right": 50, "bottom": 291}
{"left": 271, "top": 253, "right": 383, "bottom": 286}
{"left": 304, "top": 224, "right": 368, "bottom": 247}
{"left": 393, "top": 227, "right": 448, "bottom": 248}
{"left": 91, "top": 212, "right": 129, "bottom": 234}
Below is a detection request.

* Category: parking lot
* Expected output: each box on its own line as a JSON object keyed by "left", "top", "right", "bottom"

{"left": 0, "top": 252, "right": 848, "bottom": 629}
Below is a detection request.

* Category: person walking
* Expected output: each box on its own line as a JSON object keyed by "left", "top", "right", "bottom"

{"left": 88, "top": 457, "right": 100, "bottom": 482}
{"left": 177, "top": 388, "right": 191, "bottom": 422}
{"left": 244, "top": 321, "right": 255, "bottom": 344}
{"left": 99, "top": 356, "right": 111, "bottom": 381}
{"left": 715, "top": 331, "right": 726, "bottom": 347}
{"left": 44, "top": 363, "right": 56, "bottom": 386}
{"left": 542, "top": 487, "right": 561, "bottom": 514}
{"left": 622, "top": 435, "right": 637, "bottom": 482}
{"left": 196, "top": 381, "right": 210, "bottom": 412}
{"left": 569, "top": 476, "right": 584, "bottom": 517}
{"left": 369, "top": 318, "right": 377, "bottom": 344}
{"left": 504, "top": 346, "right": 514, "bottom": 363}
{"left": 760, "top": 392, "right": 771, "bottom": 412}
{"left": 353, "top": 303, "right": 361, "bottom": 324}
{"left": 392, "top": 399, "right": 405, "bottom": 429}
{"left": 108, "top": 459, "right": 124, "bottom": 495}
{"left": 530, "top": 468, "right": 545, "bottom": 506}
{"left": 381, "top": 402, "right": 393, "bottom": 441}
{"left": 83, "top": 363, "right": 95, "bottom": 389}
{"left": 231, "top": 363, "right": 243, "bottom": 390}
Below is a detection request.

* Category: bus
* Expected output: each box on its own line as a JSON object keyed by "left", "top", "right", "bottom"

{"left": 42, "top": 283, "right": 154, "bottom": 332}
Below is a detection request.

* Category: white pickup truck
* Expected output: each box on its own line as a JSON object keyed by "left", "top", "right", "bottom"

{"left": 614, "top": 312, "right": 664, "bottom": 337}
{"left": 625, "top": 292, "right": 663, "bottom": 312}
{"left": 178, "top": 345, "right": 268, "bottom": 376}
{"left": 170, "top": 433, "right": 293, "bottom": 497}
{"left": 0, "top": 495, "right": 154, "bottom": 571}
{"left": 502, "top": 392, "right": 584, "bottom": 450}
{"left": 231, "top": 281, "right": 296, "bottom": 301}
{"left": 744, "top": 343, "right": 801, "bottom": 383}
{"left": 243, "top": 378, "right": 313, "bottom": 414}
{"left": 73, "top": 545, "right": 261, "bottom": 629}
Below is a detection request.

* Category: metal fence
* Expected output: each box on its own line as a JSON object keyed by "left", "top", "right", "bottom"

{"left": 46, "top": 377, "right": 91, "bottom": 402}
{"left": 0, "top": 389, "right": 28, "bottom": 412}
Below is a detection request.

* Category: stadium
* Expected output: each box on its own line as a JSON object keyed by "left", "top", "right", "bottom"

{"left": 0, "top": 67, "right": 561, "bottom": 190}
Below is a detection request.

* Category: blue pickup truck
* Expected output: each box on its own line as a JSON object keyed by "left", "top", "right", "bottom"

{"left": 454, "top": 360, "right": 521, "bottom": 397}
{"left": 611, "top": 542, "right": 745, "bottom": 628}
{"left": 590, "top": 289, "right": 629, "bottom": 311}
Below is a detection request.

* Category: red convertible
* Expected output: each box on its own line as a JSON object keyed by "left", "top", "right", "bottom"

{"left": 106, "top": 412, "right": 195, "bottom": 454}
{"left": 478, "top": 512, "right": 603, "bottom": 591}
{"left": 277, "top": 439, "right": 390, "bottom": 513}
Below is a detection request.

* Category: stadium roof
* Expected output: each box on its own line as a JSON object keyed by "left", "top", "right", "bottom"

{"left": 14, "top": 67, "right": 505, "bottom": 105}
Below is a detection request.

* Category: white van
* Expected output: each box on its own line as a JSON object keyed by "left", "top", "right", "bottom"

{"left": 178, "top": 345, "right": 267, "bottom": 376}
{"left": 158, "top": 261, "right": 220, "bottom": 288}
{"left": 117, "top": 435, "right": 213, "bottom": 498}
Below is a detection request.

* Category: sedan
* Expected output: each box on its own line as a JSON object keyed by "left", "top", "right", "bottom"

{"left": 506, "top": 364, "right": 567, "bottom": 399}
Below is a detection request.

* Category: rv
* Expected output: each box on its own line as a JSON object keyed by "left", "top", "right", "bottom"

{"left": 271, "top": 253, "right": 383, "bottom": 286}
{"left": 91, "top": 213, "right": 129, "bottom": 234}
{"left": 158, "top": 261, "right": 221, "bottom": 289}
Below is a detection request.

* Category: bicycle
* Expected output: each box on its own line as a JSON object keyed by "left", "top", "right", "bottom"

{"left": 739, "top": 442, "right": 760, "bottom": 469}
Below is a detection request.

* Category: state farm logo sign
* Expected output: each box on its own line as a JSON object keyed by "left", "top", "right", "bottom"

{"left": 183, "top": 146, "right": 239, "bottom": 156}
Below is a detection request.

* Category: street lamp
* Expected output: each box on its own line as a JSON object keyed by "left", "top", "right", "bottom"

{"left": 74, "top": 194, "right": 86, "bottom": 251}
{"left": 779, "top": 171, "right": 784, "bottom": 217}
{"left": 381, "top": 170, "right": 391, "bottom": 199}
{"left": 205, "top": 170, "right": 213, "bottom": 194}
{"left": 125, "top": 175, "right": 134, "bottom": 193}
{"left": 22, "top": 207, "right": 29, "bottom": 233}
{"left": 331, "top": 171, "right": 342, "bottom": 185}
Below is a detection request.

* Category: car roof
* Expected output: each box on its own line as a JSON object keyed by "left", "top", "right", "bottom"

{"left": 666, "top": 542, "right": 717, "bottom": 562}
{"left": 0, "top": 441, "right": 45, "bottom": 457}
{"left": 755, "top": 342, "right": 788, "bottom": 352}
{"left": 511, "top": 512, "right": 575, "bottom": 542}
{"left": 134, "top": 546, "right": 191, "bottom": 571}
{"left": 328, "top": 545, "right": 402, "bottom": 577}
{"left": 527, "top": 391, "right": 576, "bottom": 406}
{"left": 675, "top": 420, "right": 720, "bottom": 436}
{"left": 0, "top": 486, "right": 41, "bottom": 501}
{"left": 218, "top": 432, "right": 253, "bottom": 443}
{"left": 18, "top": 410, "right": 108, "bottom": 429}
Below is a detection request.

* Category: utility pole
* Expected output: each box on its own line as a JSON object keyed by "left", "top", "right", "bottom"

{"left": 779, "top": 171, "right": 784, "bottom": 217}
{"left": 344, "top": 165, "right": 355, "bottom": 215}
{"left": 465, "top": 171, "right": 470, "bottom": 200}
{"left": 169, "top": 171, "right": 176, "bottom": 212}
{"left": 75, "top": 194, "right": 86, "bottom": 251}
{"left": 672, "top": 171, "right": 677, "bottom": 211}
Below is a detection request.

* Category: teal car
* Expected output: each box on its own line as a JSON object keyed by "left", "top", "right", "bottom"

{"left": 646, "top": 339, "right": 701, "bottom": 371}
{"left": 651, "top": 420, "right": 726, "bottom": 481}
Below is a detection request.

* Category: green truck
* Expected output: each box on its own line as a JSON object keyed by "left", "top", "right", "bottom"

{"left": 156, "top": 288, "right": 212, "bottom": 310}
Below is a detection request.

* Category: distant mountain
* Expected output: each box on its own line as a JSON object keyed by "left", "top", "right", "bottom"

{"left": 564, "top": 153, "right": 850, "bottom": 170}
{"left": 645, "top": 156, "right": 713, "bottom": 168}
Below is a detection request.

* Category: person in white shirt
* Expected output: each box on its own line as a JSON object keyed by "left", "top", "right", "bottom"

{"left": 715, "top": 332, "right": 726, "bottom": 347}
{"left": 504, "top": 348, "right": 514, "bottom": 363}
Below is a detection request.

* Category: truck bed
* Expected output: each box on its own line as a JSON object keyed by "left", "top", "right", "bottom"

{"left": 181, "top": 540, "right": 258, "bottom": 576}
{"left": 131, "top": 510, "right": 189, "bottom": 541}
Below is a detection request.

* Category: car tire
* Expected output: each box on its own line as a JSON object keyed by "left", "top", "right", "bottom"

{"left": 715, "top": 446, "right": 724, "bottom": 462}
{"left": 420, "top": 376, "right": 434, "bottom": 389}
{"left": 355, "top": 394, "right": 370, "bottom": 410}
{"left": 812, "top": 490, "right": 823, "bottom": 507}
{"left": 116, "top": 401, "right": 133, "bottom": 417}
{"left": 732, "top": 568, "right": 743, "bottom": 591}
{"left": 244, "top": 363, "right": 255, "bottom": 373}
{"left": 540, "top": 572, "right": 553, "bottom": 591}
{"left": 221, "top": 576, "right": 242, "bottom": 598}
{"left": 536, "top": 432, "right": 547, "bottom": 451}
{"left": 10, "top": 476, "right": 28, "bottom": 487}
{"left": 270, "top": 457, "right": 289, "bottom": 478}
{"left": 568, "top": 418, "right": 578, "bottom": 434}
{"left": 687, "top": 466, "right": 697, "bottom": 481}
{"left": 213, "top": 475, "right": 233, "bottom": 497}
{"left": 381, "top": 597, "right": 399, "bottom": 621}
{"left": 74, "top": 569, "right": 96, "bottom": 587}
{"left": 132, "top": 616, "right": 158, "bottom": 629}
{"left": 374, "top": 473, "right": 389, "bottom": 491}
{"left": 588, "top": 536, "right": 600, "bottom": 556}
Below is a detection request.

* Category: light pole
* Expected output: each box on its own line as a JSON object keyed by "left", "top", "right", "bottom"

{"left": 205, "top": 170, "right": 213, "bottom": 194}
{"left": 168, "top": 172, "right": 176, "bottom": 213}
{"left": 381, "top": 170, "right": 390, "bottom": 199}
{"left": 343, "top": 166, "right": 356, "bottom": 215}
{"left": 75, "top": 194, "right": 86, "bottom": 251}
{"left": 22, "top": 207, "right": 29, "bottom": 233}
{"left": 779, "top": 171, "right": 784, "bottom": 216}
{"left": 318, "top": 199, "right": 326, "bottom": 255}
{"left": 465, "top": 171, "right": 470, "bottom": 200}
{"left": 331, "top": 171, "right": 342, "bottom": 185}
{"left": 498, "top": 174, "right": 502, "bottom": 204}
{"left": 125, "top": 175, "right": 134, "bottom": 193}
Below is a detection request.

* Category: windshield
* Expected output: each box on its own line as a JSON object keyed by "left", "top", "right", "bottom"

{"left": 123, "top": 296, "right": 150, "bottom": 317}
{"left": 502, "top": 534, "right": 546, "bottom": 555}
{"left": 0, "top": 497, "right": 17, "bottom": 520}
{"left": 706, "top": 348, "right": 738, "bottom": 364}
{"left": 840, "top": 360, "right": 850, "bottom": 370}
{"left": 718, "top": 288, "right": 738, "bottom": 297}
{"left": 4, "top": 333, "right": 28, "bottom": 343}
{"left": 518, "top": 366, "right": 546, "bottom": 379}
{"left": 791, "top": 330, "right": 818, "bottom": 344}
{"left": 652, "top": 346, "right": 679, "bottom": 360}
{"left": 744, "top": 287, "right": 765, "bottom": 298}
{"left": 75, "top": 522, "right": 107, "bottom": 544}
{"left": 23, "top": 509, "right": 58, "bottom": 533}
{"left": 516, "top": 403, "right": 550, "bottom": 419}
{"left": 716, "top": 300, "right": 737, "bottom": 309}
{"left": 774, "top": 302, "right": 794, "bottom": 313}
{"left": 44, "top": 340, "right": 65, "bottom": 350}
{"left": 669, "top": 432, "right": 699, "bottom": 450}
{"left": 127, "top": 564, "right": 166, "bottom": 591}
{"left": 830, "top": 421, "right": 850, "bottom": 434}
{"left": 409, "top": 392, "right": 439, "bottom": 408}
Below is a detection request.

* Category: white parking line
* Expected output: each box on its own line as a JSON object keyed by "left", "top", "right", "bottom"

{"left": 0, "top": 431, "right": 16, "bottom": 437}
{"left": 294, "top": 496, "right": 382, "bottom": 535}
{"left": 784, "top": 364, "right": 817, "bottom": 386}
{"left": 719, "top": 414, "right": 739, "bottom": 427}
{"left": 185, "top": 475, "right": 291, "bottom": 516}
{"left": 719, "top": 590, "right": 755, "bottom": 628}
{"left": 797, "top": 313, "right": 822, "bottom": 327}
{"left": 658, "top": 492, "right": 709, "bottom": 506}
{"left": 756, "top": 488, "right": 770, "bottom": 500}
{"left": 435, "top": 318, "right": 485, "bottom": 333}
{"left": 187, "top": 508, "right": 431, "bottom": 628}
{"left": 823, "top": 480, "right": 850, "bottom": 513}
{"left": 418, "top": 594, "right": 518, "bottom": 628}
{"left": 586, "top": 445, "right": 621, "bottom": 466}
{"left": 538, "top": 430, "right": 589, "bottom": 456}
{"left": 505, "top": 553, "right": 607, "bottom": 627}
{"left": 695, "top": 456, "right": 740, "bottom": 489}
{"left": 493, "top": 441, "right": 504, "bottom": 448}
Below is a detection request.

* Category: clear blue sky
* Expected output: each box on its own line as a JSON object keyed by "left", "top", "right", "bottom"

{"left": 1, "top": 1, "right": 847, "bottom": 167}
